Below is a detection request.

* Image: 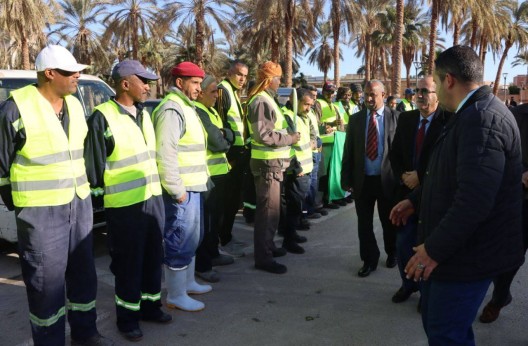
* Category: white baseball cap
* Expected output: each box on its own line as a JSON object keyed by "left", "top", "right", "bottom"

{"left": 35, "top": 44, "right": 89, "bottom": 72}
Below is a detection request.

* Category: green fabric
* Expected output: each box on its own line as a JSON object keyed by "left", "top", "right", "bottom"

{"left": 328, "top": 131, "right": 347, "bottom": 201}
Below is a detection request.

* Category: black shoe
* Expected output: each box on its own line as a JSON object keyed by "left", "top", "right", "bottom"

{"left": 255, "top": 261, "right": 287, "bottom": 274}
{"left": 211, "top": 254, "right": 235, "bottom": 266}
{"left": 345, "top": 195, "right": 354, "bottom": 203}
{"left": 324, "top": 202, "right": 340, "bottom": 209}
{"left": 294, "top": 233, "right": 307, "bottom": 243}
{"left": 120, "top": 328, "right": 143, "bottom": 342}
{"left": 316, "top": 208, "right": 329, "bottom": 216}
{"left": 283, "top": 241, "right": 305, "bottom": 254}
{"left": 141, "top": 311, "right": 173, "bottom": 324}
{"left": 272, "top": 247, "right": 287, "bottom": 257}
{"left": 334, "top": 199, "right": 347, "bottom": 206}
{"left": 392, "top": 287, "right": 416, "bottom": 303}
{"left": 386, "top": 256, "right": 397, "bottom": 268}
{"left": 358, "top": 263, "right": 377, "bottom": 277}
{"left": 72, "top": 333, "right": 115, "bottom": 346}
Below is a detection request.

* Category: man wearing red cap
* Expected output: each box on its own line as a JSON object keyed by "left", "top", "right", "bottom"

{"left": 246, "top": 61, "right": 300, "bottom": 274}
{"left": 152, "top": 61, "right": 212, "bottom": 312}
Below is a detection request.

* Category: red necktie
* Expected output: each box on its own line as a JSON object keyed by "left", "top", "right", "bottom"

{"left": 415, "top": 118, "right": 428, "bottom": 160}
{"left": 366, "top": 111, "right": 378, "bottom": 160}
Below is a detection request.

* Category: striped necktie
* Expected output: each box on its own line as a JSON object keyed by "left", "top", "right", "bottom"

{"left": 366, "top": 111, "right": 378, "bottom": 160}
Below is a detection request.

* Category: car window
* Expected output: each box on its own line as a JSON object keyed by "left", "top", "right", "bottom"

{"left": 0, "top": 76, "right": 114, "bottom": 118}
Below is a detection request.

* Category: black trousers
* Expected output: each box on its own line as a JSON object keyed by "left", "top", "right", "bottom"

{"left": 196, "top": 174, "right": 227, "bottom": 272}
{"left": 490, "top": 199, "right": 528, "bottom": 305}
{"left": 220, "top": 146, "right": 249, "bottom": 245}
{"left": 354, "top": 175, "right": 396, "bottom": 265}
{"left": 105, "top": 196, "right": 164, "bottom": 332}
{"left": 279, "top": 173, "right": 311, "bottom": 242}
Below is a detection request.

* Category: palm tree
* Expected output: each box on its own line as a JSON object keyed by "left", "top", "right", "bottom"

{"left": 426, "top": 0, "right": 440, "bottom": 74}
{"left": 492, "top": 0, "right": 528, "bottom": 95}
{"left": 102, "top": 0, "right": 159, "bottom": 60}
{"left": 164, "top": 0, "right": 236, "bottom": 68}
{"left": 392, "top": 0, "right": 404, "bottom": 95}
{"left": 331, "top": 0, "right": 360, "bottom": 87}
{"left": 51, "top": 0, "right": 111, "bottom": 70}
{"left": 306, "top": 21, "right": 340, "bottom": 83}
{"left": 0, "top": 0, "right": 58, "bottom": 69}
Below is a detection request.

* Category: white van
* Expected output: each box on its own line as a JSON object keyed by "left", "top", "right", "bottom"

{"left": 0, "top": 70, "right": 115, "bottom": 242}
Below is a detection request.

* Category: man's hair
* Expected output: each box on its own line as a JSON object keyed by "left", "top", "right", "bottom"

{"left": 336, "top": 86, "right": 351, "bottom": 100}
{"left": 366, "top": 79, "right": 385, "bottom": 93}
{"left": 435, "top": 45, "right": 483, "bottom": 84}
{"left": 229, "top": 60, "right": 248, "bottom": 72}
{"left": 297, "top": 88, "right": 311, "bottom": 102}
{"left": 305, "top": 85, "right": 317, "bottom": 92}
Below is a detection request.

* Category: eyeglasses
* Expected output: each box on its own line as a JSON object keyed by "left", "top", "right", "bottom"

{"left": 53, "top": 69, "right": 78, "bottom": 77}
{"left": 414, "top": 88, "right": 436, "bottom": 95}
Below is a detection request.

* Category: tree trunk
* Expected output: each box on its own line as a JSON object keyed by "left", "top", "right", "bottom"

{"left": 284, "top": 0, "right": 294, "bottom": 87}
{"left": 132, "top": 10, "right": 138, "bottom": 60}
{"left": 365, "top": 33, "right": 371, "bottom": 84}
{"left": 21, "top": 31, "right": 30, "bottom": 70}
{"left": 195, "top": 0, "right": 205, "bottom": 68}
{"left": 391, "top": 0, "right": 404, "bottom": 98}
{"left": 427, "top": 0, "right": 438, "bottom": 75}
{"left": 332, "top": 0, "right": 340, "bottom": 87}
{"left": 469, "top": 17, "right": 478, "bottom": 49}
{"left": 381, "top": 48, "right": 389, "bottom": 93}
{"left": 453, "top": 18, "right": 460, "bottom": 46}
{"left": 271, "top": 30, "right": 280, "bottom": 63}
{"left": 493, "top": 38, "right": 512, "bottom": 96}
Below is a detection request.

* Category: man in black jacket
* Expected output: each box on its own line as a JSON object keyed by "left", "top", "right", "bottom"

{"left": 389, "top": 76, "right": 450, "bottom": 305}
{"left": 341, "top": 80, "right": 399, "bottom": 277}
{"left": 390, "top": 46, "right": 524, "bottom": 345}
{"left": 478, "top": 103, "right": 528, "bottom": 323}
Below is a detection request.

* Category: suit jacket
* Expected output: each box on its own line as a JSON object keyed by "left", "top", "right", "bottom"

{"left": 341, "top": 106, "right": 399, "bottom": 199}
{"left": 389, "top": 108, "right": 451, "bottom": 201}
{"left": 511, "top": 104, "right": 528, "bottom": 172}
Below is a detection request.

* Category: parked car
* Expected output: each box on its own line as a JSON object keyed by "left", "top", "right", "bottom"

{"left": 143, "top": 99, "right": 161, "bottom": 115}
{"left": 0, "top": 70, "right": 115, "bottom": 242}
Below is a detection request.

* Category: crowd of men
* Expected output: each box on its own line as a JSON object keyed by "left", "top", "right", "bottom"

{"left": 0, "top": 44, "right": 526, "bottom": 346}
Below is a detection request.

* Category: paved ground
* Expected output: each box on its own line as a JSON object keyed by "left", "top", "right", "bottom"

{"left": 1, "top": 203, "right": 527, "bottom": 345}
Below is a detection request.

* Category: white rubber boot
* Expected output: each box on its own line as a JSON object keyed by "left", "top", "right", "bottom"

{"left": 164, "top": 265, "right": 204, "bottom": 312}
{"left": 187, "top": 256, "right": 212, "bottom": 295}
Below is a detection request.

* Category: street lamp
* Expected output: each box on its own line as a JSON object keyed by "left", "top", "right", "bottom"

{"left": 503, "top": 72, "right": 508, "bottom": 103}
{"left": 413, "top": 61, "right": 422, "bottom": 89}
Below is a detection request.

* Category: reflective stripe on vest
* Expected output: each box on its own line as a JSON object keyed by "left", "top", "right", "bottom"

{"left": 9, "top": 85, "right": 90, "bottom": 207}
{"left": 284, "top": 111, "right": 313, "bottom": 173}
{"left": 218, "top": 80, "right": 245, "bottom": 146}
{"left": 155, "top": 92, "right": 208, "bottom": 190}
{"left": 195, "top": 102, "right": 230, "bottom": 176}
{"left": 248, "top": 91, "right": 290, "bottom": 160}
{"left": 94, "top": 101, "right": 161, "bottom": 207}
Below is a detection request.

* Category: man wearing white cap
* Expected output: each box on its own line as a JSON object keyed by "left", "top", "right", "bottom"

{"left": 0, "top": 45, "right": 113, "bottom": 345}
{"left": 84, "top": 60, "right": 171, "bottom": 342}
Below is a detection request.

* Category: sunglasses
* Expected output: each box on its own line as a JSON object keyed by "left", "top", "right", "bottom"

{"left": 53, "top": 69, "right": 78, "bottom": 77}
{"left": 414, "top": 88, "right": 436, "bottom": 95}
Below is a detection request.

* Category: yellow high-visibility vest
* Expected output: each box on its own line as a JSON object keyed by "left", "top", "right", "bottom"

{"left": 94, "top": 101, "right": 161, "bottom": 207}
{"left": 9, "top": 85, "right": 90, "bottom": 207}
{"left": 154, "top": 92, "right": 209, "bottom": 190}
{"left": 194, "top": 102, "right": 230, "bottom": 176}
{"left": 248, "top": 91, "right": 290, "bottom": 160}
{"left": 283, "top": 109, "right": 313, "bottom": 174}
{"left": 218, "top": 80, "right": 245, "bottom": 146}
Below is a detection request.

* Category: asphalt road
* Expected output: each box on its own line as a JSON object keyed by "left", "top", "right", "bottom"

{"left": 1, "top": 204, "right": 527, "bottom": 345}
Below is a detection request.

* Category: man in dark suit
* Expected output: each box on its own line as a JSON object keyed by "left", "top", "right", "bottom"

{"left": 389, "top": 76, "right": 450, "bottom": 304}
{"left": 341, "top": 80, "right": 399, "bottom": 277}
